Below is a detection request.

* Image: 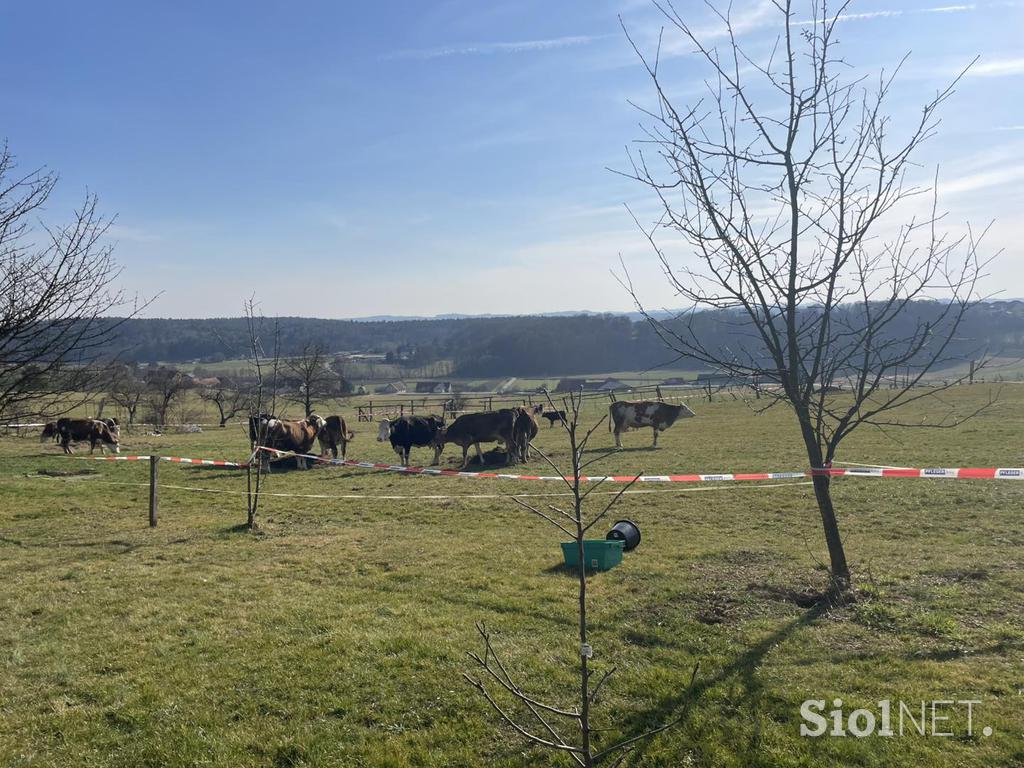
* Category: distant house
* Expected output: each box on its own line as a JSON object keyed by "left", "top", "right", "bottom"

{"left": 354, "top": 385, "right": 368, "bottom": 395}
{"left": 494, "top": 377, "right": 518, "bottom": 394}
{"left": 193, "top": 376, "right": 222, "bottom": 388}
{"left": 662, "top": 377, "right": 690, "bottom": 386}
{"left": 696, "top": 372, "right": 733, "bottom": 385}
{"left": 415, "top": 381, "right": 453, "bottom": 394}
{"left": 555, "top": 378, "right": 588, "bottom": 392}
{"left": 597, "top": 378, "right": 629, "bottom": 391}
{"left": 376, "top": 381, "right": 407, "bottom": 395}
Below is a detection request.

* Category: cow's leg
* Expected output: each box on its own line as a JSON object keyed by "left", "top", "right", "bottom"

{"left": 652, "top": 428, "right": 659, "bottom": 448}
{"left": 403, "top": 446, "right": 411, "bottom": 466}
{"left": 614, "top": 426, "right": 623, "bottom": 449}
{"left": 461, "top": 445, "right": 470, "bottom": 469}
{"left": 475, "top": 442, "right": 485, "bottom": 464}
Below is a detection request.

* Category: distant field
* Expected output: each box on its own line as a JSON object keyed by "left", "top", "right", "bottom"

{"left": 1, "top": 385, "right": 1022, "bottom": 766}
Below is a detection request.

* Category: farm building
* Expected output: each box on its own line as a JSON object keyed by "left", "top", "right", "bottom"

{"left": 376, "top": 381, "right": 407, "bottom": 394}
{"left": 414, "top": 381, "right": 453, "bottom": 394}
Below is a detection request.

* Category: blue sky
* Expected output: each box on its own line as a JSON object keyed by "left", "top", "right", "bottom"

{"left": 2, "top": 0, "right": 1022, "bottom": 318}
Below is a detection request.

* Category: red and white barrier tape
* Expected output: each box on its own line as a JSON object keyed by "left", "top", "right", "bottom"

{"left": 68, "top": 454, "right": 246, "bottom": 468}
{"left": 812, "top": 466, "right": 1023, "bottom": 480}
{"left": 256, "top": 448, "right": 1023, "bottom": 482}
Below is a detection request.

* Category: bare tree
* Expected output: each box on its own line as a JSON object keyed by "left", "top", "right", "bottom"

{"left": 465, "top": 391, "right": 698, "bottom": 765}
{"left": 0, "top": 142, "right": 143, "bottom": 420}
{"left": 199, "top": 384, "right": 252, "bottom": 427}
{"left": 619, "top": 1, "right": 991, "bottom": 587}
{"left": 243, "top": 300, "right": 281, "bottom": 531}
{"left": 285, "top": 342, "right": 347, "bottom": 416}
{"left": 106, "top": 363, "right": 145, "bottom": 426}
{"left": 144, "top": 367, "right": 187, "bottom": 427}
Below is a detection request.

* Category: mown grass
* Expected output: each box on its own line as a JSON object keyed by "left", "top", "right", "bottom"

{"left": 1, "top": 385, "right": 1022, "bottom": 767}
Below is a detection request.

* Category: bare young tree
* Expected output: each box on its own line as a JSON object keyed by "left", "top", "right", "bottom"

{"left": 243, "top": 300, "right": 281, "bottom": 531}
{"left": 0, "top": 142, "right": 143, "bottom": 420}
{"left": 285, "top": 341, "right": 344, "bottom": 416}
{"left": 619, "top": 1, "right": 991, "bottom": 587}
{"left": 106, "top": 363, "right": 145, "bottom": 427}
{"left": 144, "top": 367, "right": 187, "bottom": 427}
{"left": 465, "top": 391, "right": 698, "bottom": 766}
{"left": 199, "top": 384, "right": 252, "bottom": 427}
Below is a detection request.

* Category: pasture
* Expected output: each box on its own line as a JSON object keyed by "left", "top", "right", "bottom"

{"left": 1, "top": 385, "right": 1022, "bottom": 767}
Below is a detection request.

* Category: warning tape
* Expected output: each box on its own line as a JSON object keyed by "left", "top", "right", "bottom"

{"left": 47, "top": 449, "right": 1024, "bottom": 482}
{"left": 812, "top": 467, "right": 1024, "bottom": 480}
{"left": 256, "top": 448, "right": 1024, "bottom": 483}
{"left": 67, "top": 454, "right": 247, "bottom": 468}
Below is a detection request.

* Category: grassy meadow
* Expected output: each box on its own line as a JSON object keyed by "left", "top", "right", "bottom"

{"left": 1, "top": 385, "right": 1022, "bottom": 766}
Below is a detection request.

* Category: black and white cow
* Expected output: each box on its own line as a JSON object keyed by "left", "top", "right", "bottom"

{"left": 609, "top": 400, "right": 696, "bottom": 448}
{"left": 377, "top": 415, "right": 445, "bottom": 466}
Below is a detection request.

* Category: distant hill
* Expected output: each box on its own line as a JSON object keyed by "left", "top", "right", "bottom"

{"left": 94, "top": 300, "right": 1024, "bottom": 378}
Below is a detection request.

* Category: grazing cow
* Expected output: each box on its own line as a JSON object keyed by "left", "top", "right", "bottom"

{"left": 248, "top": 413, "right": 275, "bottom": 450}
{"left": 263, "top": 416, "right": 322, "bottom": 469}
{"left": 377, "top": 415, "right": 445, "bottom": 466}
{"left": 102, "top": 417, "right": 120, "bottom": 439}
{"left": 609, "top": 400, "right": 696, "bottom": 448}
{"left": 40, "top": 422, "right": 59, "bottom": 443}
{"left": 317, "top": 415, "right": 355, "bottom": 460}
{"left": 437, "top": 409, "right": 517, "bottom": 469}
{"left": 541, "top": 410, "right": 566, "bottom": 428}
{"left": 56, "top": 418, "right": 120, "bottom": 455}
{"left": 512, "top": 404, "right": 542, "bottom": 462}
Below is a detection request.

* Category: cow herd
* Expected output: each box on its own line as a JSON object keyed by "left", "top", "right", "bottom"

{"left": 40, "top": 400, "right": 697, "bottom": 469}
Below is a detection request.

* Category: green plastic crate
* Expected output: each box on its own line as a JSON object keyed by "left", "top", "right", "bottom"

{"left": 561, "top": 540, "right": 624, "bottom": 572}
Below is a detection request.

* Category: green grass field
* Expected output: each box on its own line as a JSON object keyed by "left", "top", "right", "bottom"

{"left": 1, "top": 385, "right": 1022, "bottom": 767}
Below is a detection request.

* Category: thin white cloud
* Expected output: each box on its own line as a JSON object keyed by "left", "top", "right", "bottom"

{"left": 792, "top": 3, "right": 978, "bottom": 26}
{"left": 940, "top": 163, "right": 1024, "bottom": 195}
{"left": 107, "top": 224, "right": 161, "bottom": 243}
{"left": 966, "top": 56, "right": 1024, "bottom": 76}
{"left": 384, "top": 34, "right": 608, "bottom": 61}
{"left": 993, "top": 125, "right": 1024, "bottom": 131}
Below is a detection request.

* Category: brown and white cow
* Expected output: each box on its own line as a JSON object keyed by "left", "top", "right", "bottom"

{"left": 437, "top": 409, "right": 517, "bottom": 469}
{"left": 512, "top": 404, "right": 542, "bottom": 462}
{"left": 316, "top": 415, "right": 355, "bottom": 460}
{"left": 56, "top": 418, "right": 120, "bottom": 455}
{"left": 263, "top": 416, "right": 322, "bottom": 469}
{"left": 609, "top": 400, "right": 695, "bottom": 448}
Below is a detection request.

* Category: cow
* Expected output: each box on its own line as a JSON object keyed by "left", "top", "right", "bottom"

{"left": 377, "top": 415, "right": 444, "bottom": 467}
{"left": 609, "top": 400, "right": 696, "bottom": 448}
{"left": 263, "top": 416, "right": 321, "bottom": 469}
{"left": 541, "top": 410, "right": 566, "bottom": 428}
{"left": 40, "top": 422, "right": 59, "bottom": 443}
{"left": 248, "top": 413, "right": 275, "bottom": 450}
{"left": 512, "top": 404, "right": 542, "bottom": 462}
{"left": 101, "top": 417, "right": 120, "bottom": 439}
{"left": 56, "top": 418, "right": 120, "bottom": 455}
{"left": 317, "top": 415, "right": 355, "bottom": 460}
{"left": 436, "top": 409, "right": 517, "bottom": 469}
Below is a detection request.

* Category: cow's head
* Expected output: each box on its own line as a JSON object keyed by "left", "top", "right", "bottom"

{"left": 678, "top": 403, "right": 696, "bottom": 418}
{"left": 307, "top": 414, "right": 326, "bottom": 433}
{"left": 376, "top": 418, "right": 392, "bottom": 442}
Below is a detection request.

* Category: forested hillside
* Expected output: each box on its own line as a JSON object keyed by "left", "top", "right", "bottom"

{"left": 94, "top": 301, "right": 1024, "bottom": 377}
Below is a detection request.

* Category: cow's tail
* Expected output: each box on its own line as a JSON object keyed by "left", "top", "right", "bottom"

{"left": 608, "top": 405, "right": 613, "bottom": 431}
{"left": 346, "top": 429, "right": 355, "bottom": 440}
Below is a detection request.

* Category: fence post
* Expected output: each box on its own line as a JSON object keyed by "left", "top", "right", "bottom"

{"left": 148, "top": 455, "right": 159, "bottom": 528}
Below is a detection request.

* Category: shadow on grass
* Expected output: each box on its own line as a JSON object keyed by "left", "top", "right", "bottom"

{"left": 612, "top": 602, "right": 829, "bottom": 765}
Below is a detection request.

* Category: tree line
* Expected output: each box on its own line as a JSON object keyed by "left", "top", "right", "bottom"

{"left": 87, "top": 301, "right": 1024, "bottom": 378}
